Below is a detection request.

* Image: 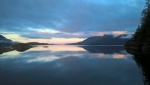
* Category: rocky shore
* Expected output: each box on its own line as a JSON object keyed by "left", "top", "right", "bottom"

{"left": 124, "top": 39, "right": 150, "bottom": 53}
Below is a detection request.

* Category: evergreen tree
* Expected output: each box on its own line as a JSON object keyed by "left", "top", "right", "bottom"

{"left": 132, "top": 0, "right": 150, "bottom": 42}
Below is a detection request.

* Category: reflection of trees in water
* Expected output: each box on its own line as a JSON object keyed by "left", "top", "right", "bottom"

{"left": 126, "top": 49, "right": 150, "bottom": 85}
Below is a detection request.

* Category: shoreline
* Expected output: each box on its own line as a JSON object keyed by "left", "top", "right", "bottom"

{"left": 0, "top": 43, "right": 32, "bottom": 54}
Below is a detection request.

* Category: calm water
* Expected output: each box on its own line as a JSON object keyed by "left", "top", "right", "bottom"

{"left": 0, "top": 45, "right": 144, "bottom": 85}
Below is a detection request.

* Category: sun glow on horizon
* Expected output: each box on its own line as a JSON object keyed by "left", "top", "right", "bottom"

{"left": 2, "top": 30, "right": 131, "bottom": 44}
{"left": 2, "top": 33, "right": 85, "bottom": 44}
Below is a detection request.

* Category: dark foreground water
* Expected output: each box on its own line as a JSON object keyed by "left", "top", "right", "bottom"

{"left": 0, "top": 45, "right": 145, "bottom": 85}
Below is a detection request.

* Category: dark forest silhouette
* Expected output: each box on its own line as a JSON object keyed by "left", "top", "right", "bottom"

{"left": 125, "top": 0, "right": 150, "bottom": 84}
{"left": 125, "top": 0, "right": 150, "bottom": 51}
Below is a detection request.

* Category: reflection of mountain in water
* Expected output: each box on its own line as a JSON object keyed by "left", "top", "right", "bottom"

{"left": 79, "top": 46, "right": 125, "bottom": 54}
{"left": 126, "top": 49, "right": 150, "bottom": 85}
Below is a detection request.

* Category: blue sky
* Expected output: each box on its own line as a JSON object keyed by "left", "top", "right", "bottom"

{"left": 0, "top": 0, "right": 145, "bottom": 43}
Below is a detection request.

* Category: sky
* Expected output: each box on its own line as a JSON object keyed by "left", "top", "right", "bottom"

{"left": 0, "top": 0, "right": 145, "bottom": 44}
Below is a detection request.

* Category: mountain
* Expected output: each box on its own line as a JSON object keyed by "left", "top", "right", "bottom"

{"left": 0, "top": 35, "right": 13, "bottom": 48}
{"left": 70, "top": 34, "right": 130, "bottom": 45}
{"left": 0, "top": 35, "right": 12, "bottom": 43}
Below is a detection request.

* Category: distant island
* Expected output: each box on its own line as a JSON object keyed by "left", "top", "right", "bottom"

{"left": 0, "top": 35, "right": 32, "bottom": 54}
{"left": 26, "top": 42, "right": 53, "bottom": 45}
{"left": 0, "top": 35, "right": 56, "bottom": 54}
{"left": 124, "top": 0, "right": 150, "bottom": 52}
{"left": 69, "top": 34, "right": 130, "bottom": 45}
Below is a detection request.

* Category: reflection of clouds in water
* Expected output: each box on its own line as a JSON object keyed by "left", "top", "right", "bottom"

{"left": 0, "top": 50, "right": 21, "bottom": 59}
{"left": 25, "top": 52, "right": 131, "bottom": 63}
{"left": 26, "top": 56, "right": 61, "bottom": 63}
{"left": 0, "top": 45, "right": 131, "bottom": 63}
{"left": 28, "top": 45, "right": 86, "bottom": 52}
{"left": 25, "top": 52, "right": 87, "bottom": 63}
{"left": 94, "top": 53, "right": 130, "bottom": 59}
{"left": 95, "top": 53, "right": 110, "bottom": 58}
{"left": 0, "top": 52, "right": 131, "bottom": 63}
{"left": 0, "top": 46, "right": 144, "bottom": 85}
{"left": 113, "top": 53, "right": 127, "bottom": 59}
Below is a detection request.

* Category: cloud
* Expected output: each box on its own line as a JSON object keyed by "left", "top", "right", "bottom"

{"left": 120, "top": 35, "right": 132, "bottom": 39}
{"left": 20, "top": 30, "right": 132, "bottom": 39}
{"left": 112, "top": 31, "right": 128, "bottom": 35}
{"left": 0, "top": 0, "right": 145, "bottom": 39}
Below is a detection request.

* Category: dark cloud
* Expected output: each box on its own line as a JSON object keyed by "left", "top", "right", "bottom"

{"left": 21, "top": 33, "right": 51, "bottom": 39}
{"left": 20, "top": 30, "right": 132, "bottom": 39}
{"left": 21, "top": 32, "right": 86, "bottom": 39}
{"left": 0, "top": 0, "right": 145, "bottom": 38}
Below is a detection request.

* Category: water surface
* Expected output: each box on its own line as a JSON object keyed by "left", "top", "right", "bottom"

{"left": 0, "top": 45, "right": 144, "bottom": 85}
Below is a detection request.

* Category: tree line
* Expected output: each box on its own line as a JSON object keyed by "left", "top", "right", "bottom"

{"left": 131, "top": 0, "right": 150, "bottom": 43}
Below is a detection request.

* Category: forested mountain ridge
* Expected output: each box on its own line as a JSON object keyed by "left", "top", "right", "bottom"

{"left": 70, "top": 34, "right": 130, "bottom": 45}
